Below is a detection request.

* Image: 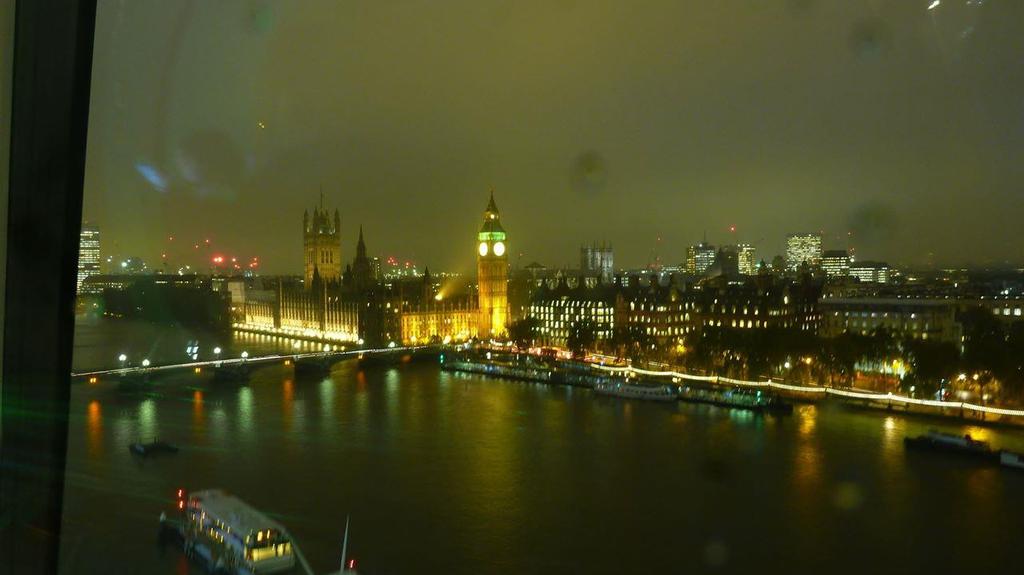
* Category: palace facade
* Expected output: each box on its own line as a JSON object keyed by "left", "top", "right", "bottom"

{"left": 235, "top": 194, "right": 510, "bottom": 345}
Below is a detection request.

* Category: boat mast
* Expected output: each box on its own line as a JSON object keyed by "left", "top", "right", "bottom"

{"left": 339, "top": 515, "right": 350, "bottom": 572}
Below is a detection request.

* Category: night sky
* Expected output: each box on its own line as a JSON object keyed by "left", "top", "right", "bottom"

{"left": 82, "top": 0, "right": 1024, "bottom": 275}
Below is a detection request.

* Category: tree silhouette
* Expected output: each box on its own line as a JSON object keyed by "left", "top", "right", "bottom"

{"left": 567, "top": 319, "right": 598, "bottom": 358}
{"left": 508, "top": 317, "right": 541, "bottom": 350}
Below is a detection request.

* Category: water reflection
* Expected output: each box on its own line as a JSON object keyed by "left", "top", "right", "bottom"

{"left": 283, "top": 379, "right": 294, "bottom": 432}
{"left": 319, "top": 378, "right": 335, "bottom": 422}
{"left": 961, "top": 425, "right": 991, "bottom": 444}
{"left": 879, "top": 416, "right": 906, "bottom": 475}
{"left": 192, "top": 390, "right": 205, "bottom": 440}
{"left": 138, "top": 398, "right": 157, "bottom": 440}
{"left": 87, "top": 400, "right": 102, "bottom": 456}
{"left": 62, "top": 363, "right": 1024, "bottom": 574}
{"left": 210, "top": 406, "right": 228, "bottom": 444}
{"left": 237, "top": 386, "right": 255, "bottom": 441}
{"left": 793, "top": 406, "right": 821, "bottom": 489}
{"left": 798, "top": 405, "right": 817, "bottom": 437}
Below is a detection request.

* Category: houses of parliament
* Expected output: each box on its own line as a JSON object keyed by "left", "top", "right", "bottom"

{"left": 236, "top": 193, "right": 510, "bottom": 346}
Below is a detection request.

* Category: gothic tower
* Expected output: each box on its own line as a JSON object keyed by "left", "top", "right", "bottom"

{"left": 476, "top": 190, "right": 509, "bottom": 338}
{"left": 351, "top": 225, "right": 373, "bottom": 292}
{"left": 304, "top": 194, "right": 342, "bottom": 287}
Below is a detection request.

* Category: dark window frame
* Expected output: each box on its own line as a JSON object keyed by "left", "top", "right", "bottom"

{"left": 0, "top": 1, "right": 97, "bottom": 574}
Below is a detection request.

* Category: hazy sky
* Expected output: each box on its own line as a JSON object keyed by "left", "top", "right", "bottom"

{"left": 83, "top": 0, "right": 1024, "bottom": 274}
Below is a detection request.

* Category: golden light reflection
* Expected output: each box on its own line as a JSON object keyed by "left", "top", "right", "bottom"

{"left": 960, "top": 426, "right": 991, "bottom": 444}
{"left": 792, "top": 442, "right": 821, "bottom": 488}
{"left": 797, "top": 406, "right": 817, "bottom": 437}
{"left": 792, "top": 405, "right": 820, "bottom": 490}
{"left": 283, "top": 379, "right": 294, "bottom": 431}
{"left": 193, "top": 390, "right": 205, "bottom": 437}
{"left": 87, "top": 400, "right": 102, "bottom": 455}
{"left": 878, "top": 416, "right": 906, "bottom": 475}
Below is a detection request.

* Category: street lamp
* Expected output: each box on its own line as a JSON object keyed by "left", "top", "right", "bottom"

{"left": 213, "top": 346, "right": 222, "bottom": 355}
{"left": 118, "top": 353, "right": 127, "bottom": 363}
{"left": 241, "top": 351, "right": 249, "bottom": 359}
{"left": 141, "top": 358, "right": 151, "bottom": 368}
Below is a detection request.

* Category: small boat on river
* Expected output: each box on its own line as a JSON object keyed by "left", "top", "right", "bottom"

{"left": 593, "top": 380, "right": 677, "bottom": 402}
{"left": 903, "top": 431, "right": 996, "bottom": 461}
{"left": 129, "top": 440, "right": 178, "bottom": 457}
{"left": 999, "top": 450, "right": 1024, "bottom": 470}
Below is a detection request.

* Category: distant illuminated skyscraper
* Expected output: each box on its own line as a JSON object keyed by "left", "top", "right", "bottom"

{"left": 370, "top": 256, "right": 381, "bottom": 280}
{"left": 477, "top": 191, "right": 509, "bottom": 338}
{"left": 686, "top": 241, "right": 716, "bottom": 275}
{"left": 737, "top": 243, "right": 757, "bottom": 275}
{"left": 77, "top": 223, "right": 100, "bottom": 293}
{"left": 786, "top": 233, "right": 822, "bottom": 271}
{"left": 821, "top": 249, "right": 851, "bottom": 277}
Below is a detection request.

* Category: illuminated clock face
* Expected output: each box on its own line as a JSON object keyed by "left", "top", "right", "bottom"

{"left": 478, "top": 241, "right": 489, "bottom": 256}
{"left": 493, "top": 241, "right": 506, "bottom": 256}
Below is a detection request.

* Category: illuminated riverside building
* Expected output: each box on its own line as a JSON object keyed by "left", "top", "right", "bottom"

{"left": 77, "top": 223, "right": 101, "bottom": 293}
{"left": 819, "top": 298, "right": 961, "bottom": 343}
{"left": 236, "top": 194, "right": 512, "bottom": 345}
{"left": 528, "top": 274, "right": 822, "bottom": 349}
{"left": 477, "top": 191, "right": 509, "bottom": 338}
{"left": 786, "top": 233, "right": 822, "bottom": 271}
{"left": 529, "top": 278, "right": 618, "bottom": 346}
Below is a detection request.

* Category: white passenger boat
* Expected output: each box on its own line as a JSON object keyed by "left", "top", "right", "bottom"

{"left": 166, "top": 489, "right": 298, "bottom": 574}
{"left": 160, "top": 489, "right": 362, "bottom": 575}
{"left": 593, "top": 380, "right": 677, "bottom": 402}
{"left": 1000, "top": 450, "right": 1024, "bottom": 470}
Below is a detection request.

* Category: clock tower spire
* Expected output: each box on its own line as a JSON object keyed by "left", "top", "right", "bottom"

{"left": 476, "top": 190, "right": 509, "bottom": 338}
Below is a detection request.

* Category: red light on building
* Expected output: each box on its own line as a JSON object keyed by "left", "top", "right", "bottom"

{"left": 348, "top": 559, "right": 356, "bottom": 570}
{"left": 212, "top": 255, "right": 224, "bottom": 264}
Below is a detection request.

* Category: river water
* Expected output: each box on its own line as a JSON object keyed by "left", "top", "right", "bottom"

{"left": 59, "top": 319, "right": 1024, "bottom": 574}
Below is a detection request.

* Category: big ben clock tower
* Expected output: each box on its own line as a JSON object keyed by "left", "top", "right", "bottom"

{"left": 477, "top": 190, "right": 509, "bottom": 338}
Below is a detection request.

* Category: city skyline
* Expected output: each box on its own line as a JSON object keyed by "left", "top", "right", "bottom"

{"left": 81, "top": 1, "right": 1024, "bottom": 273}
{"left": 87, "top": 208, "right": 1020, "bottom": 278}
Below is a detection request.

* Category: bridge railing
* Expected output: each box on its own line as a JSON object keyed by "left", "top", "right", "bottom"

{"left": 72, "top": 344, "right": 438, "bottom": 378}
